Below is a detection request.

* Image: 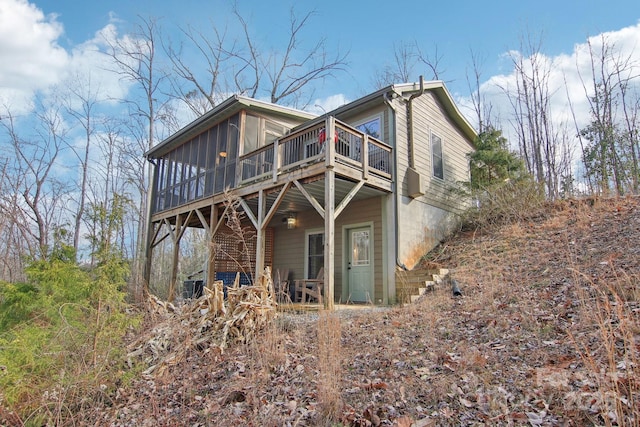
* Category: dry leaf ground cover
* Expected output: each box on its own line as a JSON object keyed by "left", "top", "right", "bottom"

{"left": 9, "top": 196, "right": 639, "bottom": 426}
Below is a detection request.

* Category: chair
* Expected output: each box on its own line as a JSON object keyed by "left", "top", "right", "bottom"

{"left": 294, "top": 268, "right": 324, "bottom": 304}
{"left": 274, "top": 268, "right": 291, "bottom": 303}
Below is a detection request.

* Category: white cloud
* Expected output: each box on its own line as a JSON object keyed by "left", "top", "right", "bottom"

{"left": 0, "top": 0, "right": 68, "bottom": 109}
{"left": 309, "top": 93, "right": 350, "bottom": 115}
{"left": 466, "top": 20, "right": 640, "bottom": 143}
{"left": 0, "top": 2, "right": 134, "bottom": 114}
{"left": 65, "top": 23, "right": 133, "bottom": 105}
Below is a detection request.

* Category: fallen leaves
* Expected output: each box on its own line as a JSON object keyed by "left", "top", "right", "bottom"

{"left": 61, "top": 196, "right": 640, "bottom": 426}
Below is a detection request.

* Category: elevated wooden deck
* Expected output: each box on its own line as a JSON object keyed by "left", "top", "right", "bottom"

{"left": 150, "top": 117, "right": 393, "bottom": 224}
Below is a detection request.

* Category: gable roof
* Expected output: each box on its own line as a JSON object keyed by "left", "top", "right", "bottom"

{"left": 147, "top": 81, "right": 476, "bottom": 159}
{"left": 325, "top": 80, "right": 477, "bottom": 143}
{"left": 146, "top": 95, "right": 316, "bottom": 158}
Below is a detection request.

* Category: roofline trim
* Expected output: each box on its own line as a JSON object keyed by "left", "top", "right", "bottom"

{"left": 146, "top": 95, "right": 316, "bottom": 158}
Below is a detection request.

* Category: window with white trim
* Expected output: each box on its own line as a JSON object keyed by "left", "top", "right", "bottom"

{"left": 306, "top": 232, "right": 324, "bottom": 279}
{"left": 431, "top": 133, "right": 444, "bottom": 180}
{"left": 354, "top": 115, "right": 382, "bottom": 139}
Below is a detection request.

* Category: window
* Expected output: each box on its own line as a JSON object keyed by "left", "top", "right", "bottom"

{"left": 351, "top": 230, "right": 370, "bottom": 266}
{"left": 306, "top": 232, "right": 324, "bottom": 279}
{"left": 243, "top": 114, "right": 260, "bottom": 153}
{"left": 431, "top": 133, "right": 444, "bottom": 180}
{"left": 355, "top": 116, "right": 381, "bottom": 139}
{"left": 242, "top": 113, "right": 289, "bottom": 155}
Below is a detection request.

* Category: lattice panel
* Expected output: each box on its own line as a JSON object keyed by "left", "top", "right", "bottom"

{"left": 213, "top": 227, "right": 273, "bottom": 275}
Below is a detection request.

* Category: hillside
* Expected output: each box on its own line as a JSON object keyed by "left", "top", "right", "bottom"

{"left": 7, "top": 196, "right": 639, "bottom": 426}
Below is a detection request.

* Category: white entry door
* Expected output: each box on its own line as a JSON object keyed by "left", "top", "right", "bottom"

{"left": 347, "top": 226, "right": 373, "bottom": 302}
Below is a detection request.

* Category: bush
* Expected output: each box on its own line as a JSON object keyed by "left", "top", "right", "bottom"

{"left": 0, "top": 247, "right": 139, "bottom": 423}
{"left": 0, "top": 282, "right": 39, "bottom": 331}
{"left": 461, "top": 178, "right": 547, "bottom": 231}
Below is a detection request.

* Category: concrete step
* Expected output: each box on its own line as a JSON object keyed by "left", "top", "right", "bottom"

{"left": 422, "top": 280, "right": 435, "bottom": 292}
{"left": 398, "top": 267, "right": 452, "bottom": 303}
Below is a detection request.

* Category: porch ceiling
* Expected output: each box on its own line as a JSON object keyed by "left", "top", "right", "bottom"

{"left": 151, "top": 175, "right": 390, "bottom": 229}
{"left": 242, "top": 176, "right": 387, "bottom": 221}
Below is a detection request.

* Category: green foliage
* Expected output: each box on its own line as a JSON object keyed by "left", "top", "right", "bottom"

{"left": 468, "top": 127, "right": 527, "bottom": 190}
{"left": 0, "top": 236, "right": 138, "bottom": 418}
{"left": 85, "top": 192, "right": 132, "bottom": 260}
{"left": 25, "top": 255, "right": 90, "bottom": 304}
{"left": 451, "top": 127, "right": 538, "bottom": 230}
{"left": 0, "top": 282, "right": 39, "bottom": 330}
{"left": 580, "top": 120, "right": 633, "bottom": 195}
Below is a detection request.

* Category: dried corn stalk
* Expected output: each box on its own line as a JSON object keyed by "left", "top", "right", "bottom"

{"left": 128, "top": 267, "right": 277, "bottom": 375}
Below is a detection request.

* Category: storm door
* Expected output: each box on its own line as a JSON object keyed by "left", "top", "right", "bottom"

{"left": 347, "top": 226, "right": 373, "bottom": 302}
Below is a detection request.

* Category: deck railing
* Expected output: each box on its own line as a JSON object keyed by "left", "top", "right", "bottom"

{"left": 239, "top": 117, "right": 392, "bottom": 183}
{"left": 152, "top": 117, "right": 393, "bottom": 215}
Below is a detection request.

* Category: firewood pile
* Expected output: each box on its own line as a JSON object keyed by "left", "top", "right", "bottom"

{"left": 128, "top": 268, "right": 277, "bottom": 376}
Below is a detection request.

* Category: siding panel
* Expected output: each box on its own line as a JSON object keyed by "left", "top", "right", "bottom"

{"left": 393, "top": 90, "right": 475, "bottom": 268}
{"left": 271, "top": 195, "right": 384, "bottom": 302}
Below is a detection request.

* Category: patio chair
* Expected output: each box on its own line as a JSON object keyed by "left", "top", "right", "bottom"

{"left": 274, "top": 268, "right": 291, "bottom": 303}
{"left": 294, "top": 268, "right": 324, "bottom": 304}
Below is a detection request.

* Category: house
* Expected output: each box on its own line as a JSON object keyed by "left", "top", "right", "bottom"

{"left": 143, "top": 78, "right": 477, "bottom": 308}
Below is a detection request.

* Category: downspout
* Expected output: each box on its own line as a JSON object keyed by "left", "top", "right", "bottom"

{"left": 407, "top": 75, "right": 425, "bottom": 169}
{"left": 383, "top": 90, "right": 406, "bottom": 271}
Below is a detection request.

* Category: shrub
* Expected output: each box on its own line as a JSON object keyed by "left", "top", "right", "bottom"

{"left": 460, "top": 178, "right": 547, "bottom": 231}
{"left": 0, "top": 245, "right": 138, "bottom": 422}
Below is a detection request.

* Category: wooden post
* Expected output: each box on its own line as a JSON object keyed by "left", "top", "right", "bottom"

{"left": 272, "top": 139, "right": 279, "bottom": 183}
{"left": 362, "top": 134, "right": 369, "bottom": 180}
{"left": 168, "top": 214, "right": 183, "bottom": 302}
{"left": 142, "top": 160, "right": 158, "bottom": 298}
{"left": 142, "top": 222, "right": 155, "bottom": 300}
{"left": 325, "top": 116, "right": 335, "bottom": 169}
{"left": 207, "top": 204, "right": 218, "bottom": 287}
{"left": 255, "top": 189, "right": 266, "bottom": 280}
{"left": 324, "top": 169, "right": 335, "bottom": 310}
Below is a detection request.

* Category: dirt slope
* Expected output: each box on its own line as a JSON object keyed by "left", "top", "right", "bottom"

{"left": 98, "top": 196, "right": 640, "bottom": 426}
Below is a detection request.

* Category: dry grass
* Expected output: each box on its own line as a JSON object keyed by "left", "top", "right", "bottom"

{"left": 317, "top": 310, "right": 342, "bottom": 423}
{"left": 567, "top": 270, "right": 640, "bottom": 426}
{"left": 3, "top": 195, "right": 639, "bottom": 426}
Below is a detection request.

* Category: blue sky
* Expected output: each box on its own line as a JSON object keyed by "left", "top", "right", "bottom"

{"left": 0, "top": 0, "right": 638, "bottom": 258}
{"left": 25, "top": 0, "right": 640, "bottom": 102}
{"left": 1, "top": 0, "right": 639, "bottom": 132}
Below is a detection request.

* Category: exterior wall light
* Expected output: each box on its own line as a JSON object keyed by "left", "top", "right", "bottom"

{"left": 286, "top": 212, "right": 297, "bottom": 229}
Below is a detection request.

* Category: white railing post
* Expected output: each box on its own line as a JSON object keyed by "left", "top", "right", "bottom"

{"left": 325, "top": 116, "right": 335, "bottom": 169}
{"left": 272, "top": 139, "right": 279, "bottom": 183}
{"left": 362, "top": 134, "right": 369, "bottom": 180}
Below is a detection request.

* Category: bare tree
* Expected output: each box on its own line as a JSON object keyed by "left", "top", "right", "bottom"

{"left": 0, "top": 101, "right": 69, "bottom": 260}
{"left": 164, "top": 6, "right": 348, "bottom": 111}
{"left": 575, "top": 34, "right": 640, "bottom": 196}
{"left": 104, "top": 16, "right": 173, "bottom": 295}
{"left": 612, "top": 42, "right": 640, "bottom": 194}
{"left": 80, "top": 119, "right": 128, "bottom": 265}
{"left": 261, "top": 8, "right": 349, "bottom": 107}
{"left": 163, "top": 23, "right": 238, "bottom": 116}
{"left": 500, "top": 32, "right": 565, "bottom": 199}
{"left": 372, "top": 41, "right": 417, "bottom": 89}
{"left": 0, "top": 157, "right": 27, "bottom": 281}
{"left": 372, "top": 40, "right": 447, "bottom": 90}
{"left": 63, "top": 74, "right": 101, "bottom": 256}
{"left": 466, "top": 49, "right": 495, "bottom": 133}
{"left": 415, "top": 43, "right": 446, "bottom": 81}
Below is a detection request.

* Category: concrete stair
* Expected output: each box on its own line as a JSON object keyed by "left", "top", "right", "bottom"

{"left": 395, "top": 267, "right": 450, "bottom": 304}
